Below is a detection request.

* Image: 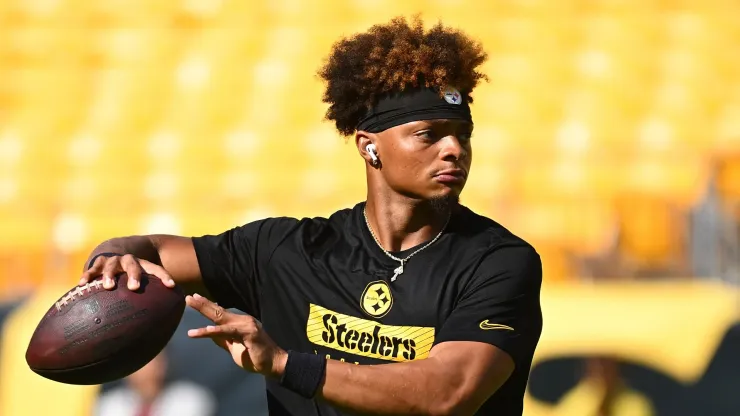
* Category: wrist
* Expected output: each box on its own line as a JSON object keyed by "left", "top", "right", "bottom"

{"left": 270, "top": 348, "right": 289, "bottom": 379}
{"left": 278, "top": 350, "right": 327, "bottom": 399}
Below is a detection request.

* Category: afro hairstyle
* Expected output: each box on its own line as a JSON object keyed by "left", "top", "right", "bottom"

{"left": 317, "top": 15, "right": 488, "bottom": 136}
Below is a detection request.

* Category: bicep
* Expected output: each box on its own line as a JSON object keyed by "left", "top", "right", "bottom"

{"left": 429, "top": 341, "right": 515, "bottom": 413}
{"left": 435, "top": 246, "right": 543, "bottom": 364}
{"left": 184, "top": 217, "right": 300, "bottom": 315}
{"left": 148, "top": 234, "right": 212, "bottom": 299}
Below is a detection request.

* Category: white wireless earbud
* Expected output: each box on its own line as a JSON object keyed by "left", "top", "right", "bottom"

{"left": 366, "top": 144, "right": 378, "bottom": 163}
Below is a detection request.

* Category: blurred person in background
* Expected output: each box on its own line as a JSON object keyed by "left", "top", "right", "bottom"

{"left": 552, "top": 356, "right": 654, "bottom": 416}
{"left": 94, "top": 350, "right": 216, "bottom": 416}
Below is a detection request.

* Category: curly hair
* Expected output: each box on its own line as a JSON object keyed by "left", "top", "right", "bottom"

{"left": 317, "top": 15, "right": 489, "bottom": 136}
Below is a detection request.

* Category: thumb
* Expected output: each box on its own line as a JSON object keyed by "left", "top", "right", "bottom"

{"left": 210, "top": 336, "right": 229, "bottom": 351}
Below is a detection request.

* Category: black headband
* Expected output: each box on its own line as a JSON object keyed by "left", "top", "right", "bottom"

{"left": 356, "top": 86, "right": 472, "bottom": 133}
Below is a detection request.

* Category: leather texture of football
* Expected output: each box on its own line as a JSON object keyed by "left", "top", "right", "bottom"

{"left": 25, "top": 273, "right": 185, "bottom": 385}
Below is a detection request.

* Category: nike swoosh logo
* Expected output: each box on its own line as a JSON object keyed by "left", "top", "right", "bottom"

{"left": 479, "top": 320, "right": 514, "bottom": 331}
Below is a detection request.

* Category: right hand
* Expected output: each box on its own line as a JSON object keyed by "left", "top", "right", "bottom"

{"left": 79, "top": 254, "right": 177, "bottom": 291}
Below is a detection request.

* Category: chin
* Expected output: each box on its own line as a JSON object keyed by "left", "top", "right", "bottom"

{"left": 432, "top": 185, "right": 462, "bottom": 199}
{"left": 427, "top": 193, "right": 460, "bottom": 213}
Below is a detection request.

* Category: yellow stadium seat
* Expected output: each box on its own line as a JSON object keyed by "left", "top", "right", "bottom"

{"left": 513, "top": 158, "right": 623, "bottom": 202}
{"left": 715, "top": 102, "right": 740, "bottom": 154}
{"left": 165, "top": 32, "right": 258, "bottom": 133}
{"left": 183, "top": 0, "right": 272, "bottom": 28}
{"left": 0, "top": 198, "right": 56, "bottom": 251}
{"left": 82, "top": 68, "right": 172, "bottom": 136}
{"left": 461, "top": 164, "right": 512, "bottom": 213}
{"left": 0, "top": 24, "right": 89, "bottom": 67}
{"left": 535, "top": 244, "right": 578, "bottom": 284}
{"left": 13, "top": 68, "right": 90, "bottom": 135}
{"left": 634, "top": 110, "right": 715, "bottom": 155}
{"left": 715, "top": 153, "right": 740, "bottom": 203}
{"left": 496, "top": 199, "right": 617, "bottom": 257}
{"left": 4, "top": 0, "right": 740, "bottom": 295}
{"left": 620, "top": 154, "right": 709, "bottom": 209}
{"left": 178, "top": 207, "right": 257, "bottom": 237}
{"left": 87, "top": 0, "right": 182, "bottom": 25}
{"left": 474, "top": 89, "right": 558, "bottom": 153}
{"left": 88, "top": 28, "right": 180, "bottom": 70}
{"left": 0, "top": 250, "right": 49, "bottom": 300}
{"left": 0, "top": 0, "right": 64, "bottom": 25}
{"left": 615, "top": 195, "right": 687, "bottom": 270}
{"left": 579, "top": 0, "right": 658, "bottom": 12}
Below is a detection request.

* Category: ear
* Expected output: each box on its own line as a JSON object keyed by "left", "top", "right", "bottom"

{"left": 355, "top": 130, "right": 376, "bottom": 165}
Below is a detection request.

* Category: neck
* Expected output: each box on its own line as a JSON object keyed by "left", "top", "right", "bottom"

{"left": 364, "top": 192, "right": 453, "bottom": 253}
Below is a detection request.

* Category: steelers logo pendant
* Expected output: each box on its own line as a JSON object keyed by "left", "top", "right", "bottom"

{"left": 361, "top": 280, "right": 393, "bottom": 318}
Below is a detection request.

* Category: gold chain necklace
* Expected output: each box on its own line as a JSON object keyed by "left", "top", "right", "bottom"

{"left": 363, "top": 207, "right": 450, "bottom": 282}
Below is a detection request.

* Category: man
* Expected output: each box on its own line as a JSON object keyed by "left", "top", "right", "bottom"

{"left": 94, "top": 350, "right": 216, "bottom": 416}
{"left": 80, "top": 16, "right": 543, "bottom": 416}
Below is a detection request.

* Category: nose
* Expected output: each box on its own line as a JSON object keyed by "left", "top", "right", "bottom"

{"left": 439, "top": 135, "right": 468, "bottom": 161}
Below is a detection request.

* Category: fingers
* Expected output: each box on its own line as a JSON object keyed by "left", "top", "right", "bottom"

{"left": 79, "top": 253, "right": 177, "bottom": 292}
{"left": 140, "top": 260, "right": 176, "bottom": 288}
{"left": 119, "top": 254, "right": 140, "bottom": 290}
{"left": 101, "top": 256, "right": 122, "bottom": 289}
{"left": 80, "top": 255, "right": 121, "bottom": 290}
{"left": 186, "top": 294, "right": 231, "bottom": 324}
{"left": 186, "top": 295, "right": 261, "bottom": 341}
{"left": 187, "top": 324, "right": 241, "bottom": 338}
{"left": 79, "top": 255, "right": 107, "bottom": 286}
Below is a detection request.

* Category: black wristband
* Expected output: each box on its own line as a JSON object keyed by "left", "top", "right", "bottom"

{"left": 87, "top": 252, "right": 123, "bottom": 270}
{"left": 278, "top": 351, "right": 327, "bottom": 399}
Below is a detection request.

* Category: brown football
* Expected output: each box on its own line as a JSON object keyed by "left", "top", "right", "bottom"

{"left": 25, "top": 273, "right": 185, "bottom": 385}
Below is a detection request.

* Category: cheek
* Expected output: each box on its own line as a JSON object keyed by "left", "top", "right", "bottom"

{"left": 391, "top": 147, "right": 427, "bottom": 177}
{"left": 383, "top": 145, "right": 429, "bottom": 186}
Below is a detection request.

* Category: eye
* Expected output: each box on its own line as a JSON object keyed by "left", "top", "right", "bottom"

{"left": 458, "top": 132, "right": 472, "bottom": 143}
{"left": 416, "top": 130, "right": 436, "bottom": 140}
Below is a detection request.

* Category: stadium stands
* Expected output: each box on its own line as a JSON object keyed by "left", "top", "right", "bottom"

{"left": 0, "top": 1, "right": 739, "bottom": 414}
{"left": 3, "top": 2, "right": 740, "bottom": 287}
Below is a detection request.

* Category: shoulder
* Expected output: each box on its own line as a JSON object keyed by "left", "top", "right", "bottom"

{"left": 223, "top": 205, "right": 357, "bottom": 241}
{"left": 455, "top": 205, "right": 537, "bottom": 254}
{"left": 268, "top": 204, "right": 359, "bottom": 241}
{"left": 264, "top": 204, "right": 357, "bottom": 231}
{"left": 455, "top": 206, "right": 541, "bottom": 284}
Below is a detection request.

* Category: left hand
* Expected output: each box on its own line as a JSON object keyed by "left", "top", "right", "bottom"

{"left": 186, "top": 294, "right": 288, "bottom": 379}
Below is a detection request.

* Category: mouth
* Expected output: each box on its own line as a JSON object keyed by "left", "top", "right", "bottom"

{"left": 433, "top": 169, "right": 467, "bottom": 184}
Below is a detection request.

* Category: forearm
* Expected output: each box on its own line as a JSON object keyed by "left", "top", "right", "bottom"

{"left": 84, "top": 235, "right": 208, "bottom": 297}
{"left": 317, "top": 357, "right": 466, "bottom": 416}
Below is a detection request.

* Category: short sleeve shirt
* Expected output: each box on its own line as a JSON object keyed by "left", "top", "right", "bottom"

{"left": 191, "top": 202, "right": 543, "bottom": 416}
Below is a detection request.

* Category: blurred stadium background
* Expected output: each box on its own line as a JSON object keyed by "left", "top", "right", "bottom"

{"left": 0, "top": 0, "right": 739, "bottom": 415}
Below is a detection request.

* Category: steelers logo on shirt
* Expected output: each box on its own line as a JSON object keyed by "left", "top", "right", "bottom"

{"left": 361, "top": 281, "right": 393, "bottom": 318}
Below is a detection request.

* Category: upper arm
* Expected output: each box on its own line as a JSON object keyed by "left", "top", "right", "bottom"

{"left": 434, "top": 245, "right": 543, "bottom": 363}
{"left": 188, "top": 217, "right": 299, "bottom": 317}
{"left": 428, "top": 341, "right": 515, "bottom": 414}
{"left": 429, "top": 245, "right": 543, "bottom": 411}
{"left": 147, "top": 234, "right": 210, "bottom": 298}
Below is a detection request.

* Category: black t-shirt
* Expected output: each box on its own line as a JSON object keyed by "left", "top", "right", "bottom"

{"left": 191, "top": 202, "right": 543, "bottom": 416}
